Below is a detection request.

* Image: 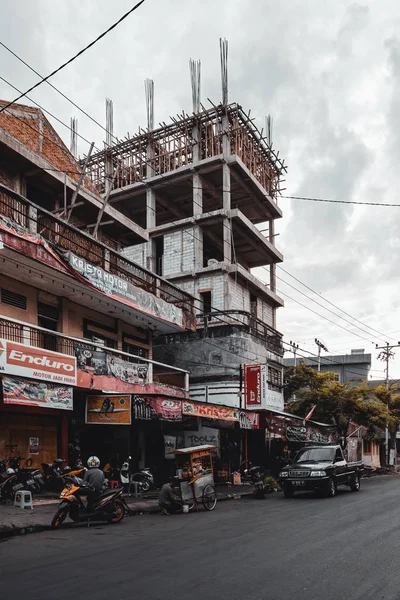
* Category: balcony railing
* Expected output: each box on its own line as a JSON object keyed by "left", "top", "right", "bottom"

{"left": 0, "top": 184, "right": 195, "bottom": 321}
{"left": 0, "top": 316, "right": 189, "bottom": 392}
{"left": 196, "top": 310, "right": 283, "bottom": 356}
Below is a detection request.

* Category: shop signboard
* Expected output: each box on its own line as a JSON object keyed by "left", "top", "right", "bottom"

{"left": 65, "top": 252, "right": 183, "bottom": 328}
{"left": 239, "top": 411, "right": 260, "bottom": 430}
{"left": 0, "top": 339, "right": 77, "bottom": 385}
{"left": 133, "top": 396, "right": 182, "bottom": 421}
{"left": 164, "top": 435, "right": 176, "bottom": 459}
{"left": 184, "top": 425, "right": 220, "bottom": 455}
{"left": 182, "top": 400, "right": 239, "bottom": 421}
{"left": 244, "top": 364, "right": 262, "bottom": 407}
{"left": 85, "top": 395, "right": 131, "bottom": 425}
{"left": 244, "top": 364, "right": 284, "bottom": 411}
{"left": 2, "top": 375, "right": 73, "bottom": 410}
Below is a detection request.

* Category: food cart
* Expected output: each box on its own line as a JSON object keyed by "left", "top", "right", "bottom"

{"left": 172, "top": 445, "right": 217, "bottom": 511}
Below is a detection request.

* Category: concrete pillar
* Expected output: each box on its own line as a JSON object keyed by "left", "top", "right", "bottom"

{"left": 146, "top": 139, "right": 156, "bottom": 271}
{"left": 193, "top": 171, "right": 203, "bottom": 271}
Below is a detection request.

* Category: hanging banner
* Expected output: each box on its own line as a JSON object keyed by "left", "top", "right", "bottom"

{"left": 2, "top": 376, "right": 73, "bottom": 410}
{"left": 85, "top": 395, "right": 131, "bottom": 425}
{"left": 182, "top": 400, "right": 239, "bottom": 422}
{"left": 133, "top": 396, "right": 182, "bottom": 421}
{"left": 29, "top": 437, "right": 39, "bottom": 455}
{"left": 0, "top": 339, "right": 77, "bottom": 385}
{"left": 239, "top": 411, "right": 260, "bottom": 430}
{"left": 65, "top": 252, "right": 183, "bottom": 328}
{"left": 244, "top": 364, "right": 262, "bottom": 407}
{"left": 75, "top": 347, "right": 149, "bottom": 391}
{"left": 184, "top": 426, "right": 220, "bottom": 454}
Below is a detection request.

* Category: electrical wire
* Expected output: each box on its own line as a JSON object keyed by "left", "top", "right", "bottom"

{"left": 0, "top": 41, "right": 120, "bottom": 144}
{"left": 0, "top": 1, "right": 146, "bottom": 114}
{"left": 281, "top": 195, "right": 400, "bottom": 207}
{"left": 277, "top": 265, "right": 397, "bottom": 342}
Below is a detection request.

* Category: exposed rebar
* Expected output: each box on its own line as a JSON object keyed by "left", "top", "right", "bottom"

{"left": 145, "top": 78, "right": 154, "bottom": 131}
{"left": 70, "top": 116, "right": 78, "bottom": 157}
{"left": 219, "top": 38, "right": 228, "bottom": 105}
{"left": 189, "top": 59, "right": 201, "bottom": 114}
{"left": 105, "top": 98, "right": 114, "bottom": 147}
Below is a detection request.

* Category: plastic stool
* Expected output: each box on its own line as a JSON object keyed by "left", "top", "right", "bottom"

{"left": 14, "top": 490, "right": 33, "bottom": 510}
{"left": 109, "top": 480, "right": 119, "bottom": 489}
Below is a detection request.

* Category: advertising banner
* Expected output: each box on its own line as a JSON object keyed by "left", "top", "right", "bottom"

{"left": 85, "top": 395, "right": 131, "bottom": 425}
{"left": 75, "top": 347, "right": 148, "bottom": 391}
{"left": 244, "top": 364, "right": 262, "bottom": 407}
{"left": 65, "top": 252, "right": 183, "bottom": 328}
{"left": 29, "top": 437, "right": 39, "bottom": 455}
{"left": 184, "top": 426, "right": 220, "bottom": 454}
{"left": 2, "top": 376, "right": 73, "bottom": 410}
{"left": 164, "top": 435, "right": 176, "bottom": 460}
{"left": 0, "top": 339, "right": 77, "bottom": 385}
{"left": 182, "top": 400, "right": 239, "bottom": 422}
{"left": 133, "top": 396, "right": 182, "bottom": 421}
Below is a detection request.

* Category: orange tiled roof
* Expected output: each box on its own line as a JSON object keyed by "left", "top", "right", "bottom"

{"left": 0, "top": 100, "right": 100, "bottom": 197}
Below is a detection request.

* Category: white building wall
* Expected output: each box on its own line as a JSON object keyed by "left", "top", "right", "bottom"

{"left": 163, "top": 229, "right": 195, "bottom": 277}
{"left": 229, "top": 278, "right": 250, "bottom": 312}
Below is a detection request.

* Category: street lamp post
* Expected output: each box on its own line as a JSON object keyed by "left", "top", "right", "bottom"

{"left": 315, "top": 338, "right": 329, "bottom": 372}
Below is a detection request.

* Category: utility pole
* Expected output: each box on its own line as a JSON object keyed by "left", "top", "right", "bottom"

{"left": 289, "top": 340, "right": 299, "bottom": 367}
{"left": 376, "top": 341, "right": 400, "bottom": 466}
{"left": 315, "top": 338, "right": 328, "bottom": 372}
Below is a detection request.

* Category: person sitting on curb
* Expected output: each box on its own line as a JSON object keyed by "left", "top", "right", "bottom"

{"left": 159, "top": 477, "right": 182, "bottom": 515}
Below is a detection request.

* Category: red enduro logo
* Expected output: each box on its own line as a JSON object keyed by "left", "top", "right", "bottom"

{"left": 6, "top": 342, "right": 76, "bottom": 375}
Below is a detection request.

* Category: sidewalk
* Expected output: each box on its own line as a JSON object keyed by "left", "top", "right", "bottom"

{"left": 0, "top": 483, "right": 253, "bottom": 540}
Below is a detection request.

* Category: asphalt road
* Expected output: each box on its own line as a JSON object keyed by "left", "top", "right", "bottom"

{"left": 2, "top": 477, "right": 400, "bottom": 600}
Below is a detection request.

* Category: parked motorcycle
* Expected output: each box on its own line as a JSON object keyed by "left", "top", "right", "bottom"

{"left": 51, "top": 475, "right": 127, "bottom": 529}
{"left": 0, "top": 469, "right": 24, "bottom": 503}
{"left": 246, "top": 465, "right": 267, "bottom": 499}
{"left": 120, "top": 457, "right": 154, "bottom": 492}
{"left": 7, "top": 456, "right": 44, "bottom": 494}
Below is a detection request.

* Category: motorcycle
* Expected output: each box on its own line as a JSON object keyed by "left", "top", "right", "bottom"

{"left": 51, "top": 475, "right": 127, "bottom": 529}
{"left": 246, "top": 465, "right": 267, "bottom": 499}
{"left": 8, "top": 456, "right": 44, "bottom": 494}
{"left": 0, "top": 470, "right": 24, "bottom": 503}
{"left": 120, "top": 457, "right": 154, "bottom": 492}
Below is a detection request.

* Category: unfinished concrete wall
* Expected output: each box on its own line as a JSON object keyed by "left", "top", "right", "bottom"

{"left": 163, "top": 229, "right": 195, "bottom": 276}
{"left": 122, "top": 243, "right": 148, "bottom": 269}
{"left": 229, "top": 278, "right": 250, "bottom": 312}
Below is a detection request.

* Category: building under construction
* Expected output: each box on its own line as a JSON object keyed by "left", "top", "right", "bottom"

{"left": 84, "top": 42, "right": 286, "bottom": 413}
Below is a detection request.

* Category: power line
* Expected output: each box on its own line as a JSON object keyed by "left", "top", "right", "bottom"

{"left": 277, "top": 265, "right": 396, "bottom": 342}
{"left": 0, "top": 41, "right": 120, "bottom": 145}
{"left": 274, "top": 271, "right": 387, "bottom": 344}
{"left": 281, "top": 194, "right": 400, "bottom": 207}
{"left": 0, "top": 0, "right": 146, "bottom": 114}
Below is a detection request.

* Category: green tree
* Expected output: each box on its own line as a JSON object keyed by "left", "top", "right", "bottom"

{"left": 285, "top": 364, "right": 388, "bottom": 447}
{"left": 371, "top": 384, "right": 400, "bottom": 459}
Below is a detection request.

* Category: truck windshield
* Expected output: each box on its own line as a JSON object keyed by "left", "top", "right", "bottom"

{"left": 294, "top": 448, "right": 336, "bottom": 463}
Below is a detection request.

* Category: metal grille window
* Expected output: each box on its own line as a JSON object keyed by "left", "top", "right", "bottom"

{"left": 1, "top": 288, "right": 27, "bottom": 310}
{"left": 37, "top": 302, "right": 60, "bottom": 322}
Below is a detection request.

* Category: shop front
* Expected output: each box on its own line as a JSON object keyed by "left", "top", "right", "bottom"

{"left": 0, "top": 339, "right": 76, "bottom": 469}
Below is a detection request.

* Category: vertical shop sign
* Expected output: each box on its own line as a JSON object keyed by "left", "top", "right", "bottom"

{"left": 164, "top": 435, "right": 176, "bottom": 459}
{"left": 244, "top": 364, "right": 262, "bottom": 407}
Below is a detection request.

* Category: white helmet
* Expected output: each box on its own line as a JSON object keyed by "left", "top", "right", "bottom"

{"left": 87, "top": 456, "right": 100, "bottom": 469}
{"left": 6, "top": 468, "right": 15, "bottom": 475}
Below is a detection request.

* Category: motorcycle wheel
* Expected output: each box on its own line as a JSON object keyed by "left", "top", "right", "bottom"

{"left": 140, "top": 479, "right": 150, "bottom": 492}
{"left": 108, "top": 499, "right": 125, "bottom": 524}
{"left": 51, "top": 507, "right": 68, "bottom": 530}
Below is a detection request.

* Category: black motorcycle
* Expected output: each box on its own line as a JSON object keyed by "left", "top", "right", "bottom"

{"left": 247, "top": 465, "right": 267, "bottom": 499}
{"left": 8, "top": 456, "right": 44, "bottom": 494}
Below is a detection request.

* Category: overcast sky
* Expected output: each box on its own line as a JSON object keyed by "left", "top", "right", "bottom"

{"left": 1, "top": 0, "right": 400, "bottom": 379}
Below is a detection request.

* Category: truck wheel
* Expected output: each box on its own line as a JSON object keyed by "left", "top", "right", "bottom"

{"left": 283, "top": 485, "right": 294, "bottom": 498}
{"left": 350, "top": 475, "right": 360, "bottom": 492}
{"left": 325, "top": 477, "right": 337, "bottom": 498}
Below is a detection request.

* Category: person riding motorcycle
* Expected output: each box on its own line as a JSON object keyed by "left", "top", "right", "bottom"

{"left": 83, "top": 456, "right": 105, "bottom": 511}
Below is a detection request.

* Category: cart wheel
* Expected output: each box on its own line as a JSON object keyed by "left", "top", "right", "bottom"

{"left": 202, "top": 484, "right": 217, "bottom": 511}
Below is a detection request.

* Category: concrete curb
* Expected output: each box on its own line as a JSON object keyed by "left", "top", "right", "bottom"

{"left": 0, "top": 491, "right": 255, "bottom": 540}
